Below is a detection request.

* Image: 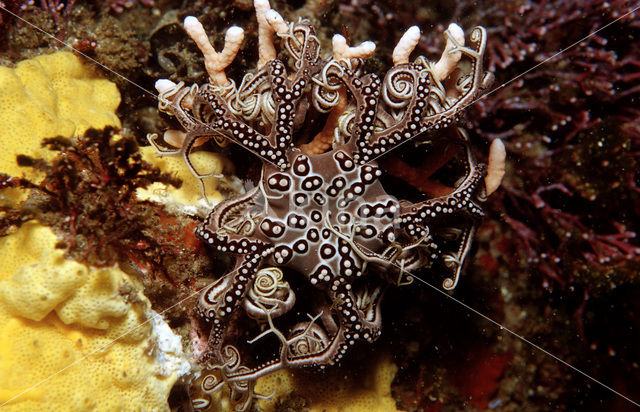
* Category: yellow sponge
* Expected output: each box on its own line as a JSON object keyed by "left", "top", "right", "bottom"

{"left": 137, "top": 145, "right": 233, "bottom": 216}
{"left": 0, "top": 51, "right": 121, "bottom": 179}
{"left": 0, "top": 222, "right": 184, "bottom": 411}
{"left": 0, "top": 239, "right": 87, "bottom": 322}
{"left": 255, "top": 354, "right": 401, "bottom": 412}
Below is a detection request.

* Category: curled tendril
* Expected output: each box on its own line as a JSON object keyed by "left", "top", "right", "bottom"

{"left": 157, "top": 81, "right": 195, "bottom": 114}
{"left": 218, "top": 69, "right": 277, "bottom": 126}
{"left": 220, "top": 344, "right": 242, "bottom": 370}
{"left": 211, "top": 79, "right": 237, "bottom": 100}
{"left": 254, "top": 267, "right": 282, "bottom": 296}
{"left": 312, "top": 87, "right": 340, "bottom": 113}
{"left": 230, "top": 93, "right": 260, "bottom": 120}
{"left": 335, "top": 109, "right": 356, "bottom": 144}
{"left": 279, "top": 22, "right": 320, "bottom": 69}
{"left": 456, "top": 73, "right": 473, "bottom": 94}
{"left": 197, "top": 345, "right": 257, "bottom": 412}
{"left": 233, "top": 90, "right": 275, "bottom": 125}
{"left": 382, "top": 67, "right": 416, "bottom": 109}
{"left": 442, "top": 253, "right": 462, "bottom": 290}
{"left": 259, "top": 91, "right": 276, "bottom": 125}
{"left": 201, "top": 374, "right": 223, "bottom": 393}
{"left": 157, "top": 81, "right": 183, "bottom": 112}
{"left": 311, "top": 60, "right": 346, "bottom": 112}
{"left": 288, "top": 321, "right": 329, "bottom": 357}
{"left": 243, "top": 267, "right": 296, "bottom": 320}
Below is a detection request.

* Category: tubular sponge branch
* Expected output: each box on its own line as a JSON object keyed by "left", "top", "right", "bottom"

{"left": 433, "top": 23, "right": 465, "bottom": 82}
{"left": 485, "top": 138, "right": 506, "bottom": 196}
{"left": 392, "top": 26, "right": 421, "bottom": 66}
{"left": 183, "top": 16, "right": 244, "bottom": 86}
{"left": 332, "top": 35, "right": 376, "bottom": 60}
{"left": 255, "top": 0, "right": 287, "bottom": 68}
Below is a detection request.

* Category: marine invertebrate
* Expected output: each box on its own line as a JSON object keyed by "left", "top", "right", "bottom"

{"left": 151, "top": 1, "right": 501, "bottom": 409}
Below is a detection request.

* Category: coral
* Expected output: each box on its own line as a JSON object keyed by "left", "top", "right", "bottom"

{"left": 0, "top": 0, "right": 74, "bottom": 31}
{"left": 0, "top": 221, "right": 188, "bottom": 411}
{"left": 0, "top": 1, "right": 23, "bottom": 29}
{"left": 0, "top": 50, "right": 201, "bottom": 407}
{"left": 35, "top": 0, "right": 78, "bottom": 27}
{"left": 6, "top": 0, "right": 638, "bottom": 410}
{"left": 361, "top": 0, "right": 640, "bottom": 290}
{"left": 0, "top": 51, "right": 120, "bottom": 179}
{"left": 182, "top": 15, "right": 244, "bottom": 86}
{"left": 0, "top": 225, "right": 87, "bottom": 323}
